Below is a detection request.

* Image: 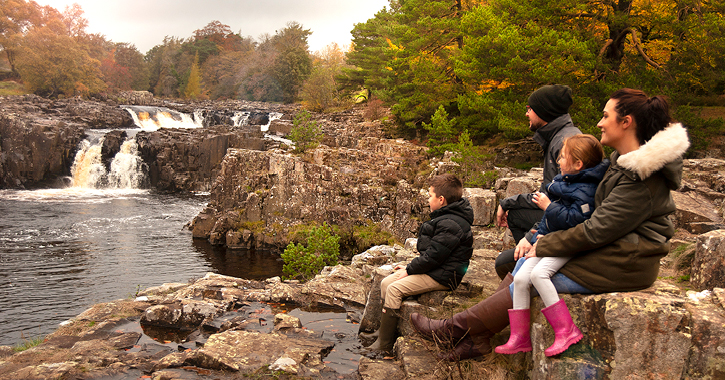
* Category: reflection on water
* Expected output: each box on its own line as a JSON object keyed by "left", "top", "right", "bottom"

{"left": 0, "top": 188, "right": 284, "bottom": 346}
{"left": 192, "top": 240, "right": 283, "bottom": 280}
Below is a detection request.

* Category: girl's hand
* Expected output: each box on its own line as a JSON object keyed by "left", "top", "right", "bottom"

{"left": 514, "top": 238, "right": 532, "bottom": 260}
{"left": 532, "top": 192, "right": 551, "bottom": 211}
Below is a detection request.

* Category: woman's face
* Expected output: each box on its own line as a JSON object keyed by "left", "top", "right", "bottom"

{"left": 597, "top": 99, "right": 626, "bottom": 149}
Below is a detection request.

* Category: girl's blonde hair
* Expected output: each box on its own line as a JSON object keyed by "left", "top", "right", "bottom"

{"left": 562, "top": 134, "right": 604, "bottom": 170}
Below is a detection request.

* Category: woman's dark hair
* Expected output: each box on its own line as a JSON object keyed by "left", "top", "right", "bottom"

{"left": 610, "top": 88, "right": 673, "bottom": 144}
{"left": 429, "top": 174, "right": 463, "bottom": 204}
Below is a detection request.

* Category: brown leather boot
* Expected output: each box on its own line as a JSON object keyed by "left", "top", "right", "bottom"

{"left": 410, "top": 274, "right": 513, "bottom": 342}
{"left": 449, "top": 285, "right": 513, "bottom": 360}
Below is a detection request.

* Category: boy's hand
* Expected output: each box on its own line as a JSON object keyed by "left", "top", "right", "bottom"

{"left": 532, "top": 192, "right": 551, "bottom": 211}
{"left": 514, "top": 238, "right": 532, "bottom": 260}
{"left": 398, "top": 270, "right": 409, "bottom": 280}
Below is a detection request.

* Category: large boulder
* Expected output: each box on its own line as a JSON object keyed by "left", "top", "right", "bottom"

{"left": 691, "top": 229, "right": 725, "bottom": 290}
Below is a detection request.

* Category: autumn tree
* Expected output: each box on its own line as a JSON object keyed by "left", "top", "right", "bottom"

{"left": 236, "top": 37, "right": 283, "bottom": 102}
{"left": 301, "top": 43, "right": 350, "bottom": 112}
{"left": 14, "top": 5, "right": 105, "bottom": 96}
{"left": 202, "top": 49, "right": 247, "bottom": 99}
{"left": 146, "top": 37, "right": 183, "bottom": 97}
{"left": 113, "top": 43, "right": 148, "bottom": 90}
{"left": 454, "top": 0, "right": 600, "bottom": 139}
{"left": 0, "top": 0, "right": 43, "bottom": 76}
{"left": 343, "top": 0, "right": 466, "bottom": 133}
{"left": 338, "top": 8, "right": 398, "bottom": 102}
{"left": 184, "top": 52, "right": 202, "bottom": 99}
{"left": 101, "top": 49, "right": 132, "bottom": 90}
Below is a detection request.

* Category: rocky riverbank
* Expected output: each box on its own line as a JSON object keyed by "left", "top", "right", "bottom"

{"left": 1, "top": 156, "right": 724, "bottom": 379}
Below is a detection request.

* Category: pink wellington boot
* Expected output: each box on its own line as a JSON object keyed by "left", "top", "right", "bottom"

{"left": 494, "top": 309, "right": 532, "bottom": 354}
{"left": 541, "top": 299, "right": 583, "bottom": 356}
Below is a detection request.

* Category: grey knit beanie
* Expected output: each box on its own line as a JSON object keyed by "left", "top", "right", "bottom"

{"left": 527, "top": 85, "right": 573, "bottom": 122}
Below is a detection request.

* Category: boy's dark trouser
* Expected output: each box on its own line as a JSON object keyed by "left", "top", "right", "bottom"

{"left": 495, "top": 207, "right": 544, "bottom": 279}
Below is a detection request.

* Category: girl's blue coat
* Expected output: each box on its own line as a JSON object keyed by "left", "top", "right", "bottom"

{"left": 532, "top": 159, "right": 610, "bottom": 241}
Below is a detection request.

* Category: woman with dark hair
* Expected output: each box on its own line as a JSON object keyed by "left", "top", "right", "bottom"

{"left": 410, "top": 88, "right": 691, "bottom": 360}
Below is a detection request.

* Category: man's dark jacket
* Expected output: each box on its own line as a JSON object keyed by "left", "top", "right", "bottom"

{"left": 500, "top": 114, "right": 581, "bottom": 212}
{"left": 407, "top": 198, "right": 474, "bottom": 290}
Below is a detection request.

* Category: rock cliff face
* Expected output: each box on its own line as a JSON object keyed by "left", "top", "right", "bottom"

{"left": 189, "top": 139, "right": 431, "bottom": 253}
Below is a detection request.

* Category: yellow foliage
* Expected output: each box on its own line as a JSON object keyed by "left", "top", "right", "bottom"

{"left": 477, "top": 79, "right": 514, "bottom": 93}
{"left": 386, "top": 38, "right": 404, "bottom": 51}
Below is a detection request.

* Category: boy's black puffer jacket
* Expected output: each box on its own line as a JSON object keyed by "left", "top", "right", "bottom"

{"left": 407, "top": 198, "right": 475, "bottom": 290}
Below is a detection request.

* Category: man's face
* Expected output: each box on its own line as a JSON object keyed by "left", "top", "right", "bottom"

{"left": 526, "top": 105, "right": 547, "bottom": 132}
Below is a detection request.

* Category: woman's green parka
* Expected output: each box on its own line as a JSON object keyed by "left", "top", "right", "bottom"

{"left": 536, "top": 123, "right": 690, "bottom": 293}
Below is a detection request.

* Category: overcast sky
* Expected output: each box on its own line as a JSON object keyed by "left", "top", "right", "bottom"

{"left": 33, "top": 0, "right": 391, "bottom": 54}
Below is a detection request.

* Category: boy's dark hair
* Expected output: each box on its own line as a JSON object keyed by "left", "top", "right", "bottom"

{"left": 429, "top": 174, "right": 463, "bottom": 205}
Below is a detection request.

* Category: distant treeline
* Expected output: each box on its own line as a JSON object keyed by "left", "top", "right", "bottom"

{"left": 2, "top": 0, "right": 724, "bottom": 148}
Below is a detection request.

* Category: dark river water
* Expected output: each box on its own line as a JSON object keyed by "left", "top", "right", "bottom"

{"left": 0, "top": 188, "right": 285, "bottom": 347}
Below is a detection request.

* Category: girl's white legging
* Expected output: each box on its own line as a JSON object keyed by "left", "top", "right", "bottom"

{"left": 512, "top": 256, "right": 572, "bottom": 309}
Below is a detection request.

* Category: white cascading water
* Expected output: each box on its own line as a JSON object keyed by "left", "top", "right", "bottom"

{"left": 70, "top": 138, "right": 146, "bottom": 189}
{"left": 232, "top": 111, "right": 250, "bottom": 127}
{"left": 262, "top": 112, "right": 284, "bottom": 132}
{"left": 108, "top": 139, "right": 146, "bottom": 189}
{"left": 70, "top": 139, "right": 107, "bottom": 188}
{"left": 124, "top": 107, "right": 203, "bottom": 131}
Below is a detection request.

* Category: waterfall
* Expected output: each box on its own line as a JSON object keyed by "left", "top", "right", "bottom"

{"left": 70, "top": 137, "right": 147, "bottom": 189}
{"left": 123, "top": 106, "right": 203, "bottom": 131}
{"left": 231, "top": 111, "right": 250, "bottom": 127}
{"left": 109, "top": 140, "right": 146, "bottom": 189}
{"left": 261, "top": 112, "right": 284, "bottom": 132}
{"left": 70, "top": 139, "right": 106, "bottom": 188}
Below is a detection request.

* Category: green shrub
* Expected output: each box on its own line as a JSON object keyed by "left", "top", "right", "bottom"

{"left": 290, "top": 110, "right": 323, "bottom": 153}
{"left": 423, "top": 105, "right": 458, "bottom": 156}
{"left": 451, "top": 130, "right": 495, "bottom": 188}
{"left": 281, "top": 223, "right": 340, "bottom": 281}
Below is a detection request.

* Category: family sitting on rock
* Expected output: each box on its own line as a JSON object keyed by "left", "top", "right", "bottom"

{"left": 362, "top": 86, "right": 691, "bottom": 362}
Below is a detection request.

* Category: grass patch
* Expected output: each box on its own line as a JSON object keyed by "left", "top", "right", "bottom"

{"left": 0, "top": 80, "right": 27, "bottom": 96}
{"left": 238, "top": 220, "right": 266, "bottom": 234}
{"left": 12, "top": 336, "right": 44, "bottom": 352}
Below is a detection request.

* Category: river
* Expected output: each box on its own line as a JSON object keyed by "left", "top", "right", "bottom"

{"left": 0, "top": 112, "right": 290, "bottom": 348}
{"left": 0, "top": 188, "right": 285, "bottom": 347}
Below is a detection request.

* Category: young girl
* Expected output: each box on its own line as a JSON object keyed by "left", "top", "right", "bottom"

{"left": 495, "top": 134, "right": 609, "bottom": 357}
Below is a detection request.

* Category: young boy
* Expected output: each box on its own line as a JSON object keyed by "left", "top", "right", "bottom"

{"left": 364, "top": 173, "right": 474, "bottom": 352}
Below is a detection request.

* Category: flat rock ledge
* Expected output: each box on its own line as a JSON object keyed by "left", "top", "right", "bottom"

{"left": 1, "top": 230, "right": 725, "bottom": 380}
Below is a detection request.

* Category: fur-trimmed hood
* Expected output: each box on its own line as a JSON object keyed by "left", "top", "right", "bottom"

{"left": 615, "top": 123, "right": 690, "bottom": 187}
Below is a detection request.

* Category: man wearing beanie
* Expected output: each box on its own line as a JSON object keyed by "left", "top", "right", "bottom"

{"left": 494, "top": 84, "right": 581, "bottom": 278}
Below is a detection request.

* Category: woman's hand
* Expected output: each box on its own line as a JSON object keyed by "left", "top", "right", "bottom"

{"left": 532, "top": 191, "right": 551, "bottom": 211}
{"left": 525, "top": 241, "right": 539, "bottom": 258}
{"left": 514, "top": 238, "right": 532, "bottom": 260}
